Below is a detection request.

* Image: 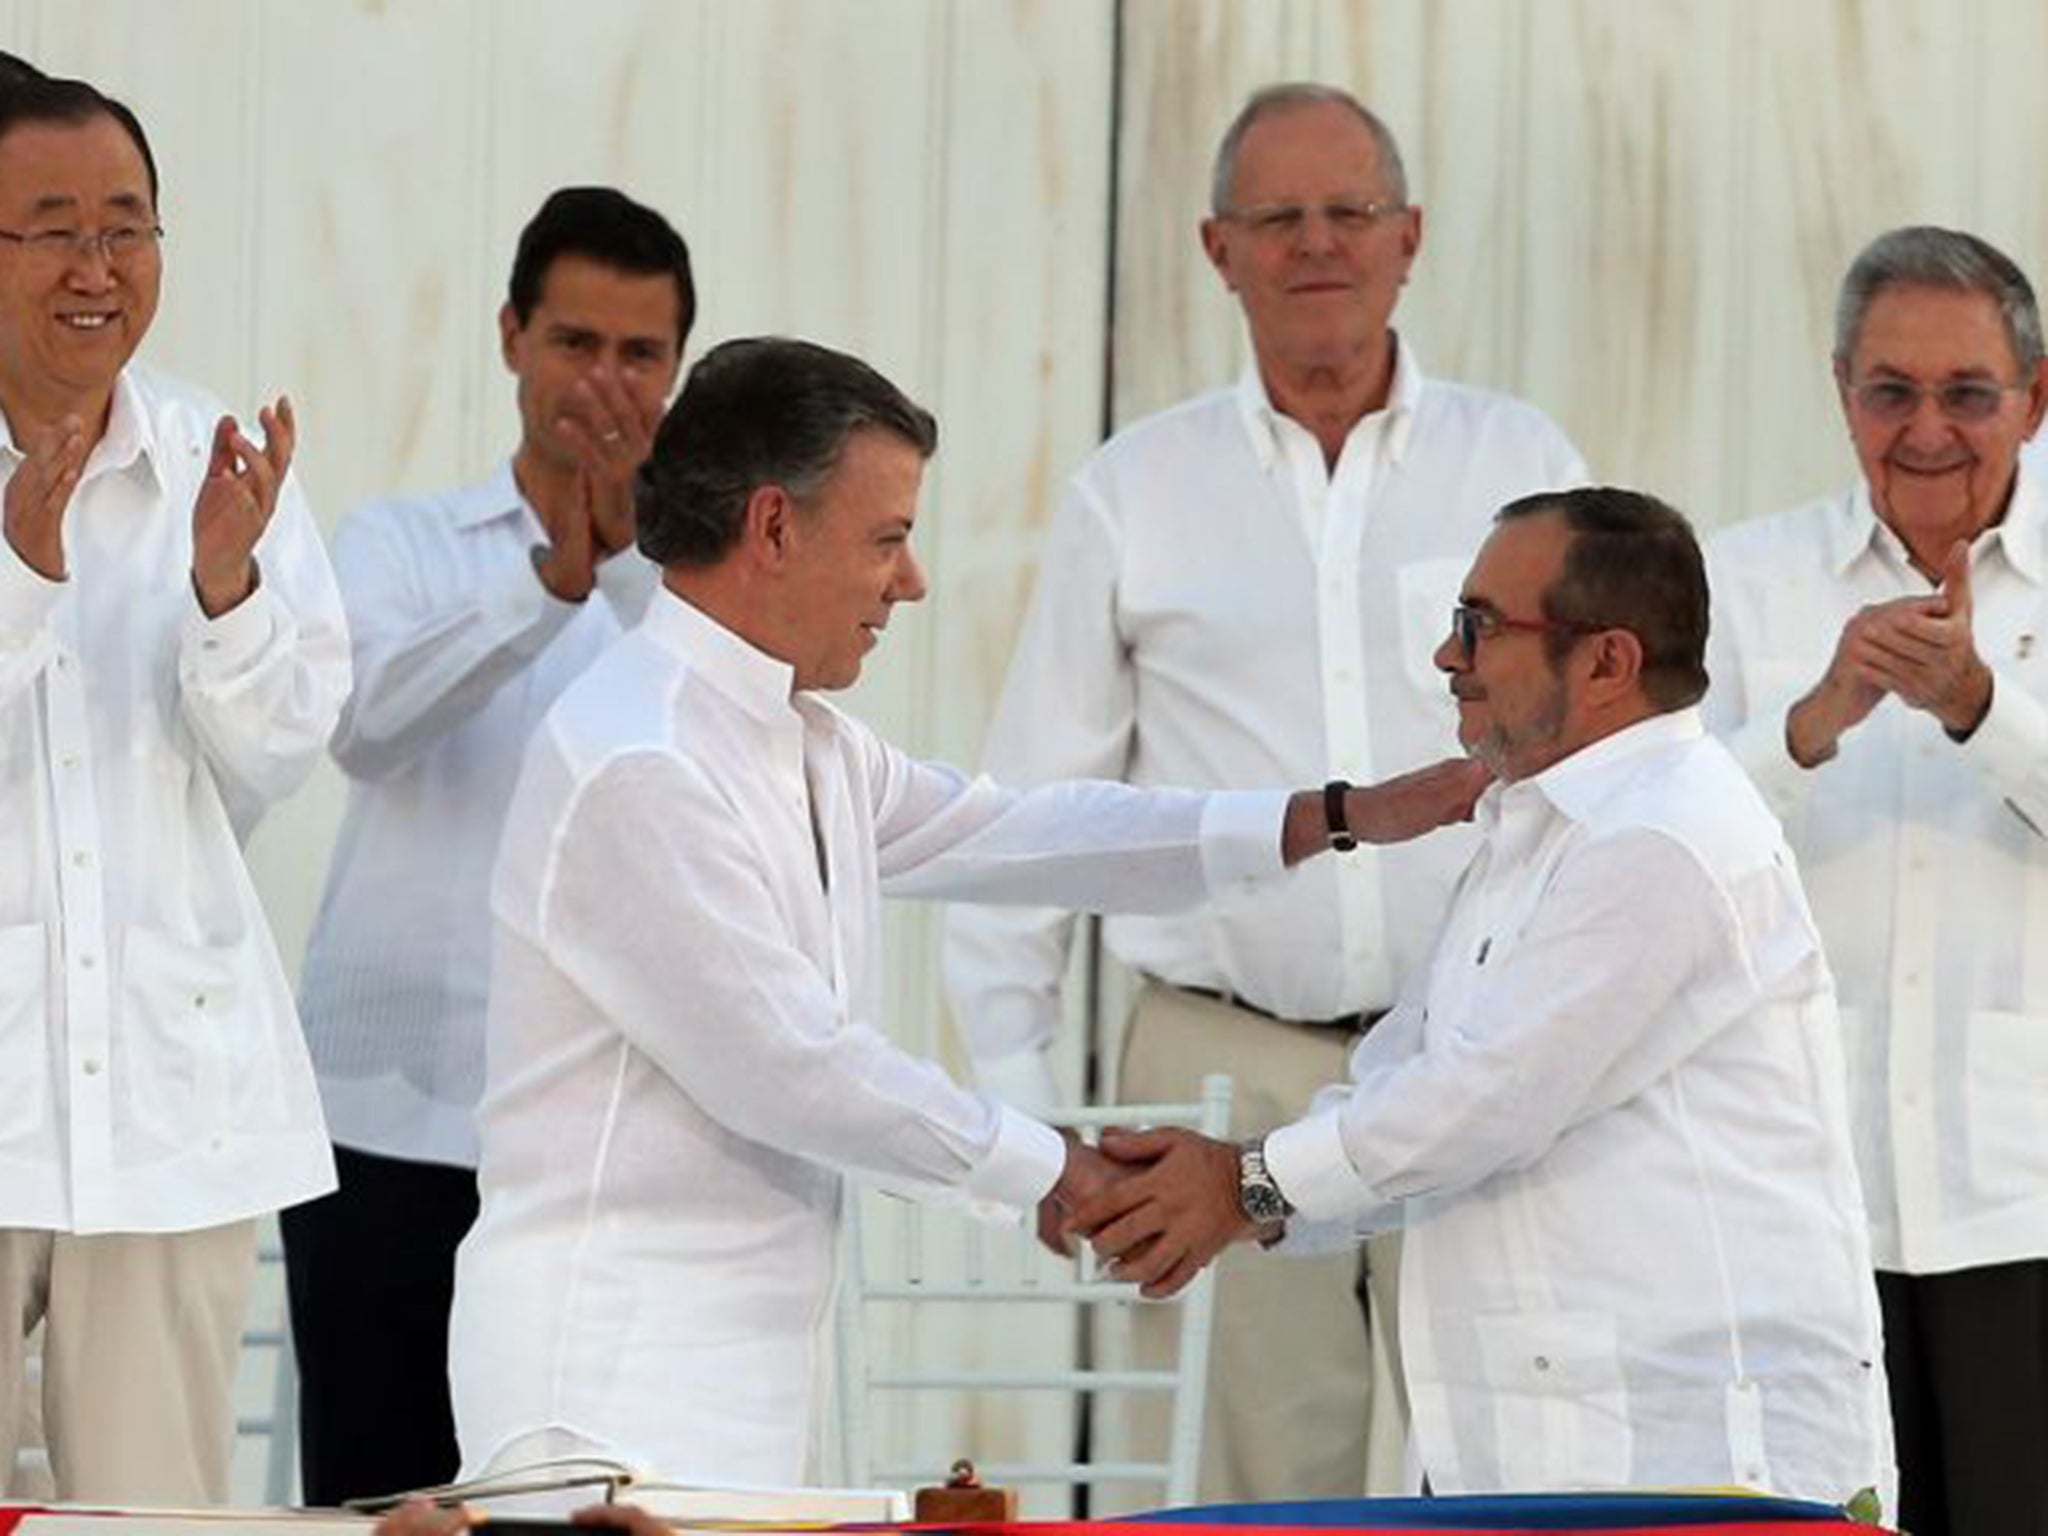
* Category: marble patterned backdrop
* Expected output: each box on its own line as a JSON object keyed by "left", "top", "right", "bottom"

{"left": 2, "top": 0, "right": 2043, "bottom": 1507}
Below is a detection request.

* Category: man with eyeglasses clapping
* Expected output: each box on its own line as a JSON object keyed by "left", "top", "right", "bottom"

{"left": 1704, "top": 227, "right": 2048, "bottom": 1536}
{"left": 0, "top": 74, "right": 347, "bottom": 1503}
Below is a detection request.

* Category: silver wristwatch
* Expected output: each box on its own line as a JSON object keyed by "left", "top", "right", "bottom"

{"left": 1237, "top": 1136, "right": 1294, "bottom": 1224}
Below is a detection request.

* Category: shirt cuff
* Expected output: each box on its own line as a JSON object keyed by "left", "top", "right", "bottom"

{"left": 183, "top": 577, "right": 282, "bottom": 676}
{"left": 1263, "top": 1104, "right": 1362, "bottom": 1220}
{"left": 1958, "top": 665, "right": 2048, "bottom": 793}
{"left": 973, "top": 1048, "right": 1063, "bottom": 1117}
{"left": 1199, "top": 789, "right": 1292, "bottom": 891}
{"left": 490, "top": 550, "right": 582, "bottom": 658}
{"left": 1727, "top": 702, "right": 1813, "bottom": 822}
{"left": 964, "top": 1102, "right": 1067, "bottom": 1211}
{"left": 0, "top": 533, "right": 65, "bottom": 641}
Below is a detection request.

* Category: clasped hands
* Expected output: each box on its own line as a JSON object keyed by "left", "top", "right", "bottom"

{"left": 1038, "top": 1126, "right": 1264, "bottom": 1300}
{"left": 531, "top": 371, "right": 663, "bottom": 603}
{"left": 1789, "top": 537, "right": 1993, "bottom": 764}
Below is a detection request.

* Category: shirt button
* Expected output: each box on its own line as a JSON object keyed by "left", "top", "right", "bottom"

{"left": 1533, "top": 1355, "right": 1550, "bottom": 1372}
{"left": 193, "top": 993, "right": 207, "bottom": 1010}
{"left": 1903, "top": 972, "right": 1922, "bottom": 989}
{"left": 70, "top": 851, "right": 90, "bottom": 869}
{"left": 81, "top": 1058, "right": 101, "bottom": 1076}
{"left": 78, "top": 954, "right": 96, "bottom": 970}
{"left": 54, "top": 654, "right": 70, "bottom": 672}
{"left": 60, "top": 754, "right": 79, "bottom": 770}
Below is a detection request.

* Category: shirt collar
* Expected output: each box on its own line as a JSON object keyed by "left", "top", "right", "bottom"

{"left": 0, "top": 368, "right": 158, "bottom": 490}
{"left": 640, "top": 584, "right": 797, "bottom": 722}
{"left": 1989, "top": 454, "right": 2048, "bottom": 585}
{"left": 450, "top": 459, "right": 533, "bottom": 531}
{"left": 1831, "top": 459, "right": 2048, "bottom": 586}
{"left": 1232, "top": 332, "right": 1425, "bottom": 473}
{"left": 1486, "top": 707, "right": 1706, "bottom": 828}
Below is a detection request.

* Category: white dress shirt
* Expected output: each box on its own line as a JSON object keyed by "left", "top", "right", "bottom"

{"left": 1705, "top": 467, "right": 2048, "bottom": 1275}
{"left": 0, "top": 365, "right": 349, "bottom": 1233}
{"left": 299, "top": 462, "right": 655, "bottom": 1167}
{"left": 448, "top": 589, "right": 1287, "bottom": 1484}
{"left": 1265, "top": 711, "right": 1892, "bottom": 1503}
{"left": 945, "top": 340, "right": 1586, "bottom": 1108}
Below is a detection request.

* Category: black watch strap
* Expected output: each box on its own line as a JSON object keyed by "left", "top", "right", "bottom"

{"left": 1324, "top": 779, "right": 1358, "bottom": 852}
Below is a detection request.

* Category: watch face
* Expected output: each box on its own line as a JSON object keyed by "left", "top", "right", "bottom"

{"left": 1240, "top": 1179, "right": 1288, "bottom": 1223}
{"left": 1239, "top": 1145, "right": 1289, "bottom": 1223}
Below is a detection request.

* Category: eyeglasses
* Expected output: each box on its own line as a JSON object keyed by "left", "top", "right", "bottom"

{"left": 0, "top": 223, "right": 165, "bottom": 266}
{"left": 1217, "top": 198, "right": 1406, "bottom": 242}
{"left": 1450, "top": 603, "right": 1607, "bottom": 664}
{"left": 1848, "top": 374, "right": 2027, "bottom": 424}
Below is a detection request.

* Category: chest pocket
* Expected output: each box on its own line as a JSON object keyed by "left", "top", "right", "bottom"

{"left": 119, "top": 926, "right": 273, "bottom": 1147}
{"left": 1475, "top": 1309, "right": 1632, "bottom": 1489}
{"left": 0, "top": 924, "right": 50, "bottom": 1143}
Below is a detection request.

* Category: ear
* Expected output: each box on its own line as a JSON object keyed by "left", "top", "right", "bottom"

{"left": 498, "top": 302, "right": 523, "bottom": 372}
{"left": 2022, "top": 356, "right": 2048, "bottom": 439}
{"left": 1200, "top": 216, "right": 1238, "bottom": 292}
{"left": 1395, "top": 203, "right": 1424, "bottom": 280}
{"left": 1581, "top": 627, "right": 1646, "bottom": 706}
{"left": 1832, "top": 355, "right": 1857, "bottom": 425}
{"left": 740, "top": 483, "right": 798, "bottom": 569}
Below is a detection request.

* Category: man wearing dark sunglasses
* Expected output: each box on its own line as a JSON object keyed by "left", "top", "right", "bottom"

{"left": 1705, "top": 226, "right": 2048, "bottom": 1536}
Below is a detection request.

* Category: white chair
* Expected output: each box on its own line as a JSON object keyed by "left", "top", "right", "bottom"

{"left": 235, "top": 1217, "right": 301, "bottom": 1505}
{"left": 836, "top": 1073, "right": 1231, "bottom": 1511}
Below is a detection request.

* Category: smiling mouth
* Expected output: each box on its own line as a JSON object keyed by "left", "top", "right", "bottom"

{"left": 57, "top": 313, "right": 117, "bottom": 331}
{"left": 1889, "top": 457, "right": 1971, "bottom": 477}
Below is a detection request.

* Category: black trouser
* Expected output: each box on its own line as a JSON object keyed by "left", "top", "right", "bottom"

{"left": 280, "top": 1144, "right": 479, "bottom": 1506}
{"left": 1879, "top": 1261, "right": 2048, "bottom": 1536}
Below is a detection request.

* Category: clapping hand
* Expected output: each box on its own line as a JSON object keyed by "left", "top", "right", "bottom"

{"left": 191, "top": 397, "right": 296, "bottom": 617}
{"left": 3, "top": 414, "right": 87, "bottom": 580}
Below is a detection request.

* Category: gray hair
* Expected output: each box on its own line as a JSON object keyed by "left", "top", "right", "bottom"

{"left": 1210, "top": 83, "right": 1409, "bottom": 214}
{"left": 1835, "top": 225, "right": 2044, "bottom": 371}
{"left": 637, "top": 337, "right": 938, "bottom": 569}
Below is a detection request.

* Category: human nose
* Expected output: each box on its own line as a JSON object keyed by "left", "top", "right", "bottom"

{"left": 892, "top": 546, "right": 928, "bottom": 604}
{"left": 1434, "top": 624, "right": 1467, "bottom": 674}
{"left": 61, "top": 238, "right": 118, "bottom": 284}
{"left": 1295, "top": 207, "right": 1342, "bottom": 255}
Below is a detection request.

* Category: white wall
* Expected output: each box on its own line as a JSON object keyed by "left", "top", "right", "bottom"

{"left": 5, "top": 0, "right": 2044, "bottom": 1505}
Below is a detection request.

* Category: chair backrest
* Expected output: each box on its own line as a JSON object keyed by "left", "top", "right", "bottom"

{"left": 836, "top": 1073, "right": 1232, "bottom": 1512}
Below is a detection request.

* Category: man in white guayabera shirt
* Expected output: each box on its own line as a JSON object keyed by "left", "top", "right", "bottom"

{"left": 0, "top": 74, "right": 347, "bottom": 1502}
{"left": 1076, "top": 488, "right": 1894, "bottom": 1509}
{"left": 287, "top": 188, "right": 693, "bottom": 1505}
{"left": 446, "top": 336, "right": 1492, "bottom": 1486}
{"left": 1705, "top": 226, "right": 2048, "bottom": 1536}
{"left": 943, "top": 81, "right": 1585, "bottom": 1501}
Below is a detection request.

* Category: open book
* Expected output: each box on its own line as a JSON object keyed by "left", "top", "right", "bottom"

{"left": 342, "top": 1455, "right": 911, "bottom": 1525}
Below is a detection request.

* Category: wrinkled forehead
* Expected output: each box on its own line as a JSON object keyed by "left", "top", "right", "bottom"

{"left": 0, "top": 113, "right": 153, "bottom": 220}
{"left": 1849, "top": 282, "right": 2020, "bottom": 378}
{"left": 1227, "top": 102, "right": 1390, "bottom": 204}
{"left": 1463, "top": 511, "right": 1573, "bottom": 606}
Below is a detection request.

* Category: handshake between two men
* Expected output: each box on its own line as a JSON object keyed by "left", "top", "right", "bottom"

{"left": 1029, "top": 752, "right": 1498, "bottom": 1298}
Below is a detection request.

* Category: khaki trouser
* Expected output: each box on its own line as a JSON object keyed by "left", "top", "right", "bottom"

{"left": 0, "top": 1222, "right": 257, "bottom": 1504}
{"left": 1104, "top": 981, "right": 1406, "bottom": 1506}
